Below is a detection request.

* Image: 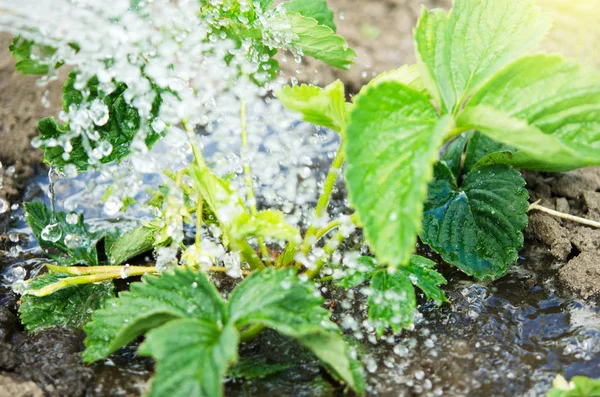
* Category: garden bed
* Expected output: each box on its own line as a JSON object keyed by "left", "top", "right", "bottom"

{"left": 1, "top": 0, "right": 600, "bottom": 396}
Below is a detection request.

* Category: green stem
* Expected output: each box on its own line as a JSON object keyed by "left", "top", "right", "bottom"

{"left": 29, "top": 269, "right": 156, "bottom": 297}
{"left": 239, "top": 323, "right": 264, "bottom": 342}
{"left": 240, "top": 100, "right": 272, "bottom": 266}
{"left": 46, "top": 264, "right": 158, "bottom": 276}
{"left": 305, "top": 228, "right": 345, "bottom": 280}
{"left": 36, "top": 264, "right": 253, "bottom": 297}
{"left": 299, "top": 141, "right": 346, "bottom": 256}
{"left": 236, "top": 240, "right": 266, "bottom": 270}
{"left": 195, "top": 193, "right": 203, "bottom": 247}
{"left": 315, "top": 219, "right": 341, "bottom": 242}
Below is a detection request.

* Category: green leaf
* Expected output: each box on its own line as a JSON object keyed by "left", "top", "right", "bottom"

{"left": 24, "top": 201, "right": 102, "bottom": 266}
{"left": 229, "top": 356, "right": 293, "bottom": 380}
{"left": 547, "top": 376, "right": 600, "bottom": 397}
{"left": 457, "top": 106, "right": 597, "bottom": 172}
{"left": 345, "top": 81, "right": 453, "bottom": 268}
{"left": 368, "top": 269, "right": 416, "bottom": 336}
{"left": 358, "top": 64, "right": 426, "bottom": 95}
{"left": 287, "top": 12, "right": 355, "bottom": 70}
{"left": 276, "top": 80, "right": 347, "bottom": 133}
{"left": 257, "top": 0, "right": 274, "bottom": 11}
{"left": 441, "top": 133, "right": 469, "bottom": 179}
{"left": 442, "top": 132, "right": 514, "bottom": 178}
{"left": 83, "top": 268, "right": 225, "bottom": 362}
{"left": 189, "top": 163, "right": 247, "bottom": 245}
{"left": 138, "top": 319, "right": 239, "bottom": 397}
{"left": 106, "top": 225, "right": 155, "bottom": 265}
{"left": 231, "top": 210, "right": 300, "bottom": 243}
{"left": 228, "top": 268, "right": 365, "bottom": 394}
{"left": 414, "top": 0, "right": 550, "bottom": 113}
{"left": 461, "top": 54, "right": 600, "bottom": 171}
{"left": 283, "top": 0, "right": 336, "bottom": 31}
{"left": 400, "top": 255, "right": 447, "bottom": 305}
{"left": 421, "top": 162, "right": 528, "bottom": 280}
{"left": 9, "top": 36, "right": 57, "bottom": 75}
{"left": 19, "top": 274, "right": 114, "bottom": 332}
{"left": 39, "top": 72, "right": 163, "bottom": 172}
{"left": 335, "top": 256, "right": 379, "bottom": 289}
{"left": 463, "top": 131, "right": 514, "bottom": 173}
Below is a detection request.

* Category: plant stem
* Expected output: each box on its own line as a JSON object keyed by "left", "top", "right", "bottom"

{"left": 305, "top": 228, "right": 345, "bottom": 280}
{"left": 528, "top": 200, "right": 600, "bottom": 228}
{"left": 236, "top": 239, "right": 266, "bottom": 270}
{"left": 239, "top": 323, "right": 264, "bottom": 342}
{"left": 195, "top": 193, "right": 203, "bottom": 247}
{"left": 35, "top": 264, "right": 252, "bottom": 297}
{"left": 28, "top": 272, "right": 127, "bottom": 296}
{"left": 315, "top": 219, "right": 342, "bottom": 241}
{"left": 299, "top": 141, "right": 346, "bottom": 256}
{"left": 240, "top": 99, "right": 272, "bottom": 266}
{"left": 46, "top": 264, "right": 159, "bottom": 276}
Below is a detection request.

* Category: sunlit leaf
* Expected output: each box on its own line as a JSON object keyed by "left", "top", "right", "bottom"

{"left": 414, "top": 0, "right": 550, "bottom": 112}
{"left": 283, "top": 0, "right": 336, "bottom": 31}
{"left": 287, "top": 13, "right": 356, "bottom": 70}
{"left": 460, "top": 54, "right": 600, "bottom": 171}
{"left": 277, "top": 80, "right": 347, "bottom": 133}
{"left": 345, "top": 81, "right": 452, "bottom": 267}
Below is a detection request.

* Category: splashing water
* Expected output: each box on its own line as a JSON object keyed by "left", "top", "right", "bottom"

{"left": 0, "top": 0, "right": 342, "bottom": 269}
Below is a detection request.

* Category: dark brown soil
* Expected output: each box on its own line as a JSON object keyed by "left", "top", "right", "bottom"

{"left": 281, "top": 0, "right": 451, "bottom": 93}
{"left": 523, "top": 169, "right": 600, "bottom": 300}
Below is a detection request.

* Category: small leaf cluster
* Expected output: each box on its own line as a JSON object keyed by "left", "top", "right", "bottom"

{"left": 280, "top": 0, "right": 600, "bottom": 282}
{"left": 83, "top": 267, "right": 365, "bottom": 396}
{"left": 20, "top": 201, "right": 156, "bottom": 332}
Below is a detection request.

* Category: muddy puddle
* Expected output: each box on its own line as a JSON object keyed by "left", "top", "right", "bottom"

{"left": 0, "top": 169, "right": 599, "bottom": 396}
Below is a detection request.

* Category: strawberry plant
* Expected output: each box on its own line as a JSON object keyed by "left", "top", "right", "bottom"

{"left": 4, "top": 0, "right": 600, "bottom": 395}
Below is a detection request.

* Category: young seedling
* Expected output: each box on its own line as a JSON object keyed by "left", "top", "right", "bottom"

{"left": 6, "top": 0, "right": 600, "bottom": 395}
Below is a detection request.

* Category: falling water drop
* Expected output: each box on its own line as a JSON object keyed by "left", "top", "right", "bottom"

{"left": 89, "top": 99, "right": 110, "bottom": 126}
{"left": 0, "top": 199, "right": 9, "bottom": 214}
{"left": 48, "top": 167, "right": 62, "bottom": 218}
{"left": 120, "top": 264, "right": 131, "bottom": 279}
{"left": 66, "top": 212, "right": 79, "bottom": 225}
{"left": 64, "top": 233, "right": 83, "bottom": 248}
{"left": 41, "top": 223, "right": 63, "bottom": 242}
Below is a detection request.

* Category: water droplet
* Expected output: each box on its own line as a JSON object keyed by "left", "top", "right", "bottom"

{"left": 0, "top": 199, "right": 9, "bottom": 214}
{"left": 41, "top": 223, "right": 62, "bottom": 242}
{"left": 120, "top": 264, "right": 131, "bottom": 279}
{"left": 191, "top": 281, "right": 198, "bottom": 288}
{"left": 280, "top": 279, "right": 292, "bottom": 290}
{"left": 97, "top": 141, "right": 113, "bottom": 157}
{"left": 151, "top": 118, "right": 166, "bottom": 133}
{"left": 64, "top": 234, "right": 83, "bottom": 249}
{"left": 12, "top": 266, "right": 26, "bottom": 280}
{"left": 89, "top": 99, "right": 109, "bottom": 126}
{"left": 298, "top": 166, "right": 311, "bottom": 179}
{"left": 12, "top": 280, "right": 27, "bottom": 295}
{"left": 104, "top": 196, "right": 123, "bottom": 216}
{"left": 66, "top": 212, "right": 79, "bottom": 225}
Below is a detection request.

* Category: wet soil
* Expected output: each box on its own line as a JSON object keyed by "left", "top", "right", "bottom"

{"left": 1, "top": 1, "right": 600, "bottom": 396}
{"left": 280, "top": 0, "right": 451, "bottom": 93}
